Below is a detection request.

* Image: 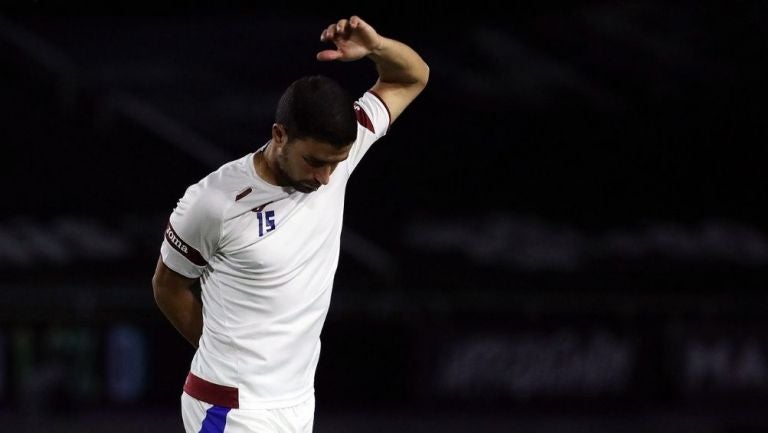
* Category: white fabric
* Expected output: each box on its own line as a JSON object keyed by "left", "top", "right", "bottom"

{"left": 162, "top": 92, "right": 389, "bottom": 409}
{"left": 181, "top": 392, "right": 315, "bottom": 433}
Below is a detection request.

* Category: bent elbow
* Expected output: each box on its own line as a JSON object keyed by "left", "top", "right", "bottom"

{"left": 412, "top": 61, "right": 429, "bottom": 90}
{"left": 421, "top": 63, "right": 430, "bottom": 87}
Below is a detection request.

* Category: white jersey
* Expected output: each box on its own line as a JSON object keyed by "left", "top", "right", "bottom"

{"left": 160, "top": 92, "right": 390, "bottom": 409}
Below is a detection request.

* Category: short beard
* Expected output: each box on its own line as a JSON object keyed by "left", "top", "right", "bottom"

{"left": 275, "top": 151, "right": 316, "bottom": 192}
{"left": 274, "top": 152, "right": 295, "bottom": 187}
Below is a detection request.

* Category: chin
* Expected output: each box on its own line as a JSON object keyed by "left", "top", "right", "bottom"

{"left": 294, "top": 183, "right": 320, "bottom": 193}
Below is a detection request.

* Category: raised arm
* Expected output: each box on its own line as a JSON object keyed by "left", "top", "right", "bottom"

{"left": 317, "top": 16, "right": 429, "bottom": 124}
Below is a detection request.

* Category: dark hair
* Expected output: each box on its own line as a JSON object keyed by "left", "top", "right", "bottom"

{"left": 275, "top": 75, "right": 357, "bottom": 147}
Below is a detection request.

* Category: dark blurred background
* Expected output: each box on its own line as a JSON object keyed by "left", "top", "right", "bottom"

{"left": 2, "top": 1, "right": 767, "bottom": 432}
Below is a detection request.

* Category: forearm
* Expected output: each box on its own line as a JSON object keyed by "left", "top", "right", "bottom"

{"left": 153, "top": 281, "right": 203, "bottom": 348}
{"left": 368, "top": 37, "right": 429, "bottom": 87}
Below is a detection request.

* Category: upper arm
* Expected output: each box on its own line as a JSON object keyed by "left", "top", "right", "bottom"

{"left": 153, "top": 256, "right": 197, "bottom": 292}
{"left": 160, "top": 184, "right": 225, "bottom": 279}
{"left": 369, "top": 78, "right": 427, "bottom": 125}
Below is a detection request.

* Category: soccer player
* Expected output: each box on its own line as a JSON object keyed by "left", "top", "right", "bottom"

{"left": 152, "top": 15, "right": 429, "bottom": 433}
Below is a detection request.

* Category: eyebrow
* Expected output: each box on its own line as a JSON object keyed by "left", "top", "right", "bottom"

{"left": 305, "top": 155, "right": 348, "bottom": 164}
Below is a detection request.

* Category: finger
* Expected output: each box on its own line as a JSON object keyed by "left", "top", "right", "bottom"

{"left": 349, "top": 16, "right": 365, "bottom": 30}
{"left": 336, "top": 19, "right": 349, "bottom": 37}
{"left": 316, "top": 49, "right": 342, "bottom": 62}
{"left": 320, "top": 24, "right": 336, "bottom": 42}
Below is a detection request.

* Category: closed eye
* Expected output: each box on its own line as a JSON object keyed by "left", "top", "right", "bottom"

{"left": 304, "top": 157, "right": 326, "bottom": 168}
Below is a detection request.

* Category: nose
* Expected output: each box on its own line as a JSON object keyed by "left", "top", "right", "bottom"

{"left": 314, "top": 166, "right": 332, "bottom": 185}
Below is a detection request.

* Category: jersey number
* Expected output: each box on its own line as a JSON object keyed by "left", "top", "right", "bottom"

{"left": 256, "top": 210, "right": 276, "bottom": 237}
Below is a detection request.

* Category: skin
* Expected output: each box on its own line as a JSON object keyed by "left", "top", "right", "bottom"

{"left": 152, "top": 257, "right": 202, "bottom": 347}
{"left": 317, "top": 15, "right": 429, "bottom": 123}
{"left": 259, "top": 123, "right": 352, "bottom": 193}
{"left": 154, "top": 15, "right": 429, "bottom": 348}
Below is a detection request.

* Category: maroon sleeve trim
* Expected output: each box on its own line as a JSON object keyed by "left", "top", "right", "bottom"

{"left": 367, "top": 90, "right": 392, "bottom": 127}
{"left": 165, "top": 223, "right": 207, "bottom": 266}
{"left": 354, "top": 103, "right": 375, "bottom": 133}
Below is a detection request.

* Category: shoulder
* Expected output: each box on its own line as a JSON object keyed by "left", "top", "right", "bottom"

{"left": 178, "top": 155, "right": 255, "bottom": 221}
{"left": 354, "top": 91, "right": 391, "bottom": 135}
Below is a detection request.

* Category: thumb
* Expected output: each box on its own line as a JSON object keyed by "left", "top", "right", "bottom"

{"left": 316, "top": 49, "right": 342, "bottom": 61}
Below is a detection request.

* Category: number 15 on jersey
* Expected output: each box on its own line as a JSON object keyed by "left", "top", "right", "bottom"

{"left": 256, "top": 210, "right": 276, "bottom": 237}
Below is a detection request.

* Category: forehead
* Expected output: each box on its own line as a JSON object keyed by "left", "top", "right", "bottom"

{"left": 290, "top": 138, "right": 352, "bottom": 161}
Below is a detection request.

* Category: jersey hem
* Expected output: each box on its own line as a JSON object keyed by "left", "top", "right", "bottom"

{"left": 236, "top": 386, "right": 315, "bottom": 410}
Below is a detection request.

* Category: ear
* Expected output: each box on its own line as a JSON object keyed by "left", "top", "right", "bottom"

{"left": 272, "top": 123, "right": 288, "bottom": 146}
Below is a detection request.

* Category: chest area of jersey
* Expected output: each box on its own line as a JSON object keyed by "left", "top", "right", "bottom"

{"left": 223, "top": 192, "right": 344, "bottom": 270}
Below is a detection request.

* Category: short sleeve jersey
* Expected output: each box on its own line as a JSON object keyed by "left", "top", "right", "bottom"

{"left": 160, "top": 91, "right": 390, "bottom": 409}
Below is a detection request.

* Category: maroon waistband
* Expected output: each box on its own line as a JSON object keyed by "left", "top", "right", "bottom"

{"left": 183, "top": 372, "right": 239, "bottom": 408}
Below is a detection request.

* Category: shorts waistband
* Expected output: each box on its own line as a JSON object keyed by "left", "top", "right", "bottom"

{"left": 183, "top": 372, "right": 239, "bottom": 409}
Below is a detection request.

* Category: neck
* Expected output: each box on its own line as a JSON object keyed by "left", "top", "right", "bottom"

{"left": 256, "top": 140, "right": 285, "bottom": 186}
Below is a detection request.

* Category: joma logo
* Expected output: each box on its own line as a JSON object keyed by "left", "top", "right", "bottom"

{"left": 166, "top": 226, "right": 189, "bottom": 254}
